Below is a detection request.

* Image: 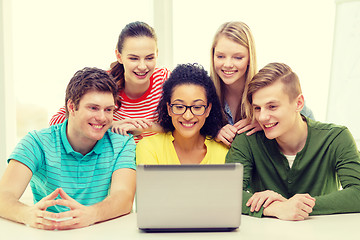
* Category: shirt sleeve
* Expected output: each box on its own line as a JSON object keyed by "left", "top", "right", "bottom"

{"left": 49, "top": 106, "right": 66, "bottom": 126}
{"left": 161, "top": 67, "right": 171, "bottom": 83}
{"left": 8, "top": 131, "right": 44, "bottom": 173}
{"left": 311, "top": 128, "right": 360, "bottom": 215}
{"left": 114, "top": 136, "right": 136, "bottom": 171}
{"left": 225, "top": 133, "right": 263, "bottom": 218}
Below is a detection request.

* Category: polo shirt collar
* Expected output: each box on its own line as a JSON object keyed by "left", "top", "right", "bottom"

{"left": 60, "top": 119, "right": 104, "bottom": 156}
{"left": 92, "top": 134, "right": 105, "bottom": 154}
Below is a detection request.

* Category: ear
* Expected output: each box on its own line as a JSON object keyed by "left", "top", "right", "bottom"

{"left": 167, "top": 103, "right": 172, "bottom": 117}
{"left": 295, "top": 94, "right": 305, "bottom": 113}
{"left": 67, "top": 99, "right": 76, "bottom": 116}
{"left": 115, "top": 49, "right": 123, "bottom": 64}
{"left": 205, "top": 103, "right": 212, "bottom": 118}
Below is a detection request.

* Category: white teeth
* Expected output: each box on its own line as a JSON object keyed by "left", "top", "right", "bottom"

{"left": 92, "top": 124, "right": 103, "bottom": 129}
{"left": 223, "top": 71, "right": 235, "bottom": 75}
{"left": 135, "top": 72, "right": 146, "bottom": 76}
{"left": 182, "top": 123, "right": 195, "bottom": 127}
{"left": 264, "top": 123, "right": 276, "bottom": 128}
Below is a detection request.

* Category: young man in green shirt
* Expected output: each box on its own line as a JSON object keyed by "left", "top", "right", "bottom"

{"left": 226, "top": 62, "right": 360, "bottom": 220}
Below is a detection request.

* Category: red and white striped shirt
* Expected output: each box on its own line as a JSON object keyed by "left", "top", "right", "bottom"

{"left": 49, "top": 67, "right": 170, "bottom": 143}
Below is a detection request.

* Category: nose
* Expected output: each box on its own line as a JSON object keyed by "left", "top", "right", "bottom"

{"left": 224, "top": 57, "right": 233, "bottom": 68}
{"left": 138, "top": 59, "right": 147, "bottom": 71}
{"left": 95, "top": 110, "right": 107, "bottom": 122}
{"left": 258, "top": 109, "right": 270, "bottom": 123}
{"left": 182, "top": 107, "right": 194, "bottom": 120}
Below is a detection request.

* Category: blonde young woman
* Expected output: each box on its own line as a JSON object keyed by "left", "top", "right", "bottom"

{"left": 210, "top": 21, "right": 314, "bottom": 147}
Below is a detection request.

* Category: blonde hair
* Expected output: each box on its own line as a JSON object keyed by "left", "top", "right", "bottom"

{"left": 210, "top": 21, "right": 257, "bottom": 121}
{"left": 247, "top": 62, "right": 302, "bottom": 120}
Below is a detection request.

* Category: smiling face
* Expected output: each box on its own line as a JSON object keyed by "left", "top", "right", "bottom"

{"left": 67, "top": 90, "right": 115, "bottom": 147}
{"left": 167, "top": 84, "right": 212, "bottom": 140}
{"left": 213, "top": 35, "right": 249, "bottom": 86}
{"left": 116, "top": 36, "right": 157, "bottom": 87}
{"left": 252, "top": 80, "right": 302, "bottom": 141}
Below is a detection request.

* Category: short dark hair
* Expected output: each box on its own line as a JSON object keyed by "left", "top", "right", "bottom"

{"left": 157, "top": 63, "right": 226, "bottom": 139}
{"left": 65, "top": 67, "right": 118, "bottom": 117}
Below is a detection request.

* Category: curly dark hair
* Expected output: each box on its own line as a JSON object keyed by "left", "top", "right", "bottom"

{"left": 157, "top": 63, "right": 226, "bottom": 139}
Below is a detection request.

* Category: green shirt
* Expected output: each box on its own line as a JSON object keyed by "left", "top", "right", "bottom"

{"left": 226, "top": 117, "right": 360, "bottom": 217}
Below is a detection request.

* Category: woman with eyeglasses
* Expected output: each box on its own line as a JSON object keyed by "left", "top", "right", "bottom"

{"left": 136, "top": 63, "right": 228, "bottom": 164}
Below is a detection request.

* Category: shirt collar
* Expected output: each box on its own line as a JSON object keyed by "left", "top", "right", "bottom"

{"left": 92, "top": 133, "right": 105, "bottom": 155}
{"left": 60, "top": 119, "right": 74, "bottom": 154}
{"left": 60, "top": 119, "right": 104, "bottom": 156}
{"left": 224, "top": 101, "right": 234, "bottom": 125}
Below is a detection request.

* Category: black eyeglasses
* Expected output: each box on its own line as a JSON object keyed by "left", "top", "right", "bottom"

{"left": 170, "top": 104, "right": 208, "bottom": 116}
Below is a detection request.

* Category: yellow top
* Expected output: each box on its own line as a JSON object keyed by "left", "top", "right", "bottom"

{"left": 136, "top": 132, "right": 229, "bottom": 165}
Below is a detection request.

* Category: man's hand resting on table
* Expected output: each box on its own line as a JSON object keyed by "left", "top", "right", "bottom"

{"left": 263, "top": 194, "right": 316, "bottom": 221}
{"left": 246, "top": 190, "right": 287, "bottom": 212}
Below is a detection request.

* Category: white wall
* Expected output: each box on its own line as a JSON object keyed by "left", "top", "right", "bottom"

{"left": 1, "top": 0, "right": 153, "bottom": 174}
{"left": 1, "top": 0, "right": 17, "bottom": 176}
{"left": 1, "top": 0, "right": 340, "bottom": 175}
{"left": 173, "top": 0, "right": 336, "bottom": 122}
{"left": 9, "top": 0, "right": 336, "bottom": 134}
{"left": 10, "top": 0, "right": 154, "bottom": 137}
{"left": 1, "top": 0, "right": 6, "bottom": 176}
{"left": 327, "top": 0, "right": 360, "bottom": 142}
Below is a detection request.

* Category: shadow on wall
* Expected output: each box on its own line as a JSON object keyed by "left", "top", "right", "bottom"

{"left": 17, "top": 102, "right": 48, "bottom": 140}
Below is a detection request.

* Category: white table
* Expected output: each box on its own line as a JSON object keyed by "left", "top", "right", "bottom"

{"left": 0, "top": 213, "right": 358, "bottom": 240}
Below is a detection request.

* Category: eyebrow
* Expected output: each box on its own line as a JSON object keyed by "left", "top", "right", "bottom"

{"left": 86, "top": 103, "right": 116, "bottom": 109}
{"left": 172, "top": 99, "right": 206, "bottom": 104}
{"left": 127, "top": 53, "right": 155, "bottom": 58}
{"left": 214, "top": 50, "right": 246, "bottom": 55}
{"left": 252, "top": 100, "right": 279, "bottom": 106}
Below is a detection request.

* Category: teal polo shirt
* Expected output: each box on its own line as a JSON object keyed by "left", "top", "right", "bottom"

{"left": 8, "top": 120, "right": 136, "bottom": 212}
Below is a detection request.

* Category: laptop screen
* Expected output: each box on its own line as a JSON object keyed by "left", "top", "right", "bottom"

{"left": 136, "top": 163, "right": 243, "bottom": 231}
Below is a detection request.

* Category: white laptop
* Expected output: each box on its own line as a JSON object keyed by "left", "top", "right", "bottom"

{"left": 136, "top": 163, "right": 243, "bottom": 232}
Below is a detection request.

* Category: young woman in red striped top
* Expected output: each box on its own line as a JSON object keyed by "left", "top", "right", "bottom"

{"left": 49, "top": 21, "right": 170, "bottom": 142}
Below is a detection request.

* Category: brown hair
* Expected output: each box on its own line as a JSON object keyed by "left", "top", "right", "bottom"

{"left": 109, "top": 21, "right": 157, "bottom": 91}
{"left": 65, "top": 67, "right": 118, "bottom": 117}
{"left": 246, "top": 62, "right": 302, "bottom": 119}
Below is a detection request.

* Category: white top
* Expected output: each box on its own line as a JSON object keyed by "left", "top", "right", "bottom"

{"left": 284, "top": 154, "right": 296, "bottom": 168}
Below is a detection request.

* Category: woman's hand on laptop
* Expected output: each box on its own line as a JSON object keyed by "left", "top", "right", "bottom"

{"left": 246, "top": 190, "right": 287, "bottom": 212}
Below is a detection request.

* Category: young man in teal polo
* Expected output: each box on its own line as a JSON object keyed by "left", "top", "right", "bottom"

{"left": 226, "top": 62, "right": 360, "bottom": 220}
{"left": 0, "top": 67, "right": 136, "bottom": 229}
